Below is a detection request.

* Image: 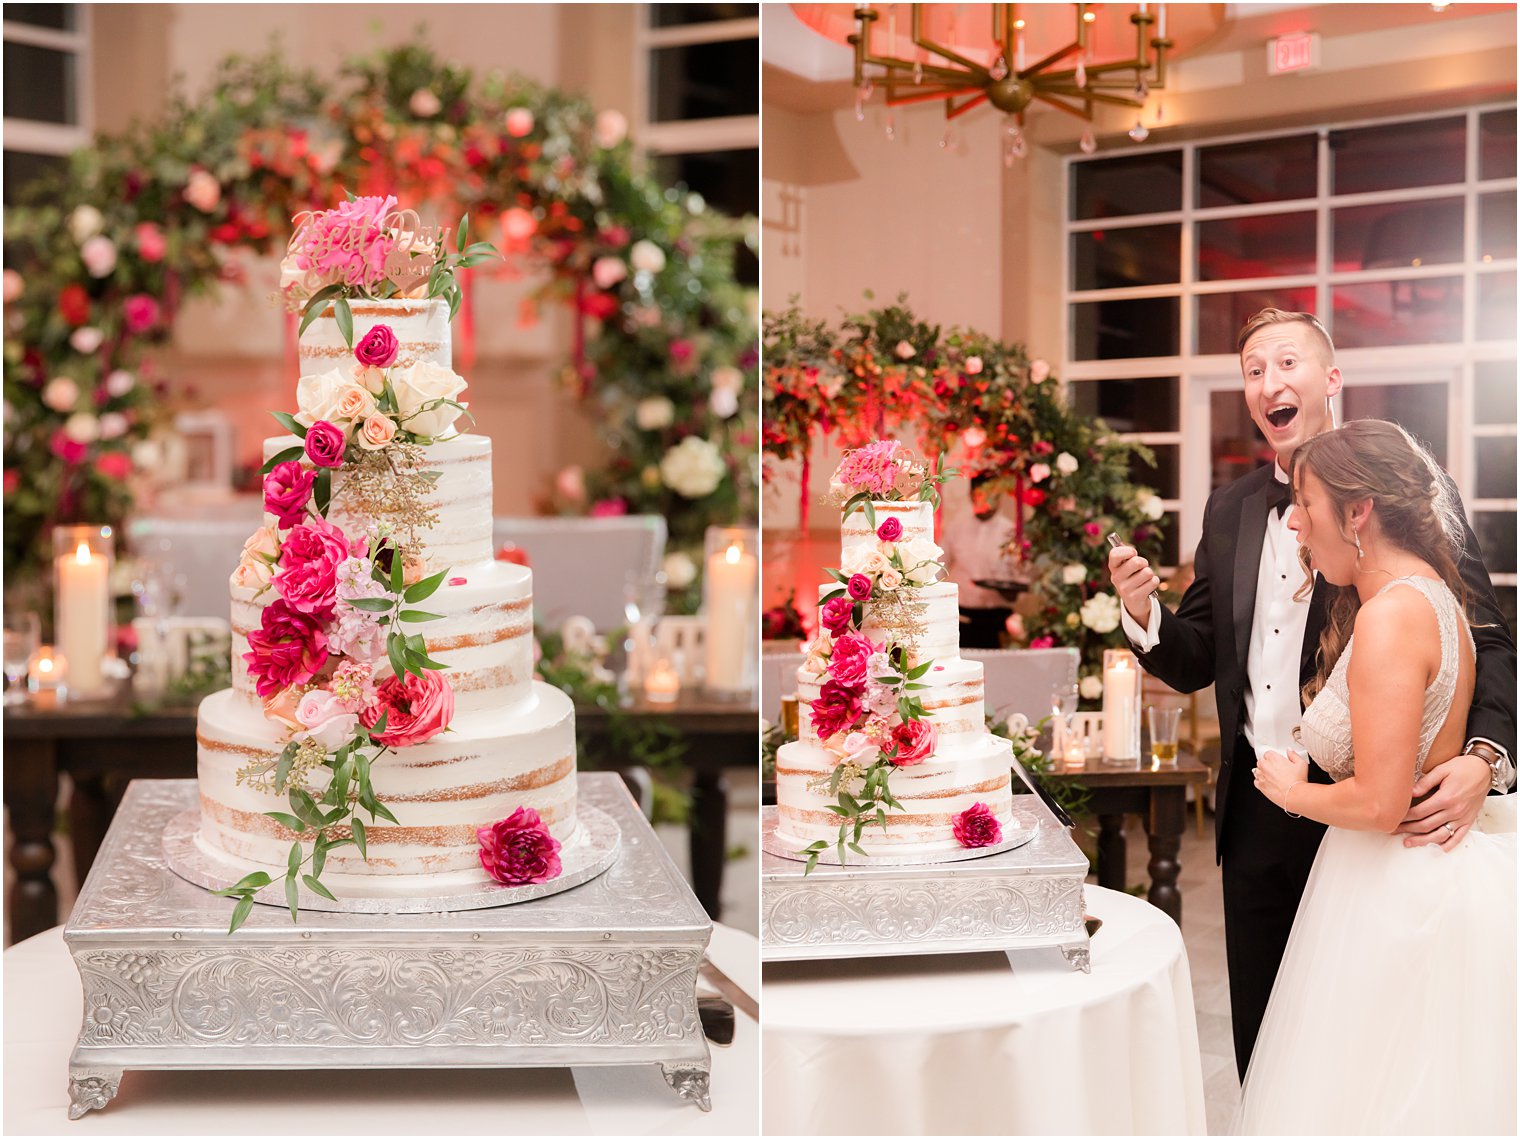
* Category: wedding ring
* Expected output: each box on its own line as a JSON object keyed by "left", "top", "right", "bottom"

{"left": 1443, "top": 822, "right": 1456, "bottom": 835}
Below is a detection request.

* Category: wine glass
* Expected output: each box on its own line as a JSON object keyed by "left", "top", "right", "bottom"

{"left": 3, "top": 610, "right": 41, "bottom": 704}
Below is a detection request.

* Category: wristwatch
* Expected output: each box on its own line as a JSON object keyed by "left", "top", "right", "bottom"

{"left": 1466, "top": 740, "right": 1516, "bottom": 794}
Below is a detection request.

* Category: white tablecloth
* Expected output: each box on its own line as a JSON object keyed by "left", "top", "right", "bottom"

{"left": 762, "top": 886, "right": 1206, "bottom": 1135}
{"left": 3, "top": 924, "right": 757, "bottom": 1136}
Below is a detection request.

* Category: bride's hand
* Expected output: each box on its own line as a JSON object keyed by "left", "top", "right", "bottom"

{"left": 1253, "top": 749, "right": 1311, "bottom": 810}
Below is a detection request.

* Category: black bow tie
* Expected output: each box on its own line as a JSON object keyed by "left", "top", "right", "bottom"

{"left": 1266, "top": 481, "right": 1291, "bottom": 517}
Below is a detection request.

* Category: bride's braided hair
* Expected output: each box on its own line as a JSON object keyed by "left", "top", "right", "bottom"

{"left": 1288, "top": 418, "right": 1480, "bottom": 705}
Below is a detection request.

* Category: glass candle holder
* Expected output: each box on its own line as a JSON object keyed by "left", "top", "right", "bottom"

{"left": 53, "top": 525, "right": 114, "bottom": 697}
{"left": 27, "top": 644, "right": 69, "bottom": 706}
{"left": 701, "top": 525, "right": 758, "bottom": 699}
{"left": 643, "top": 656, "right": 681, "bottom": 704}
{"left": 1101, "top": 647, "right": 1141, "bottom": 764}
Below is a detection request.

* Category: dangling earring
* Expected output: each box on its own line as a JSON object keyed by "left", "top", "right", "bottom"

{"left": 1353, "top": 528, "right": 1364, "bottom": 561}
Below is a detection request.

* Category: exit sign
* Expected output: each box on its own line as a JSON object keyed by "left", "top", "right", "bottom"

{"left": 1269, "top": 32, "right": 1320, "bottom": 74}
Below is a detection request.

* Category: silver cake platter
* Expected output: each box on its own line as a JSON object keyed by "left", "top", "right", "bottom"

{"left": 63, "top": 776, "right": 714, "bottom": 1119}
{"left": 761, "top": 794, "right": 1092, "bottom": 970}
{"left": 162, "top": 805, "right": 620, "bottom": 913}
{"left": 762, "top": 818, "right": 1036, "bottom": 866}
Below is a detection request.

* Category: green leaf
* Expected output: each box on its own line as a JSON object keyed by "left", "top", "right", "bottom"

{"left": 457, "top": 213, "right": 468, "bottom": 253}
{"left": 290, "top": 788, "right": 324, "bottom": 827}
{"left": 352, "top": 816, "right": 368, "bottom": 859}
{"left": 229, "top": 895, "right": 255, "bottom": 934}
{"left": 274, "top": 742, "right": 298, "bottom": 793}
{"left": 403, "top": 569, "right": 449, "bottom": 603}
{"left": 390, "top": 549, "right": 405, "bottom": 594}
{"left": 285, "top": 873, "right": 300, "bottom": 922}
{"left": 821, "top": 588, "right": 846, "bottom": 603}
{"left": 271, "top": 410, "right": 308, "bottom": 440}
{"left": 288, "top": 842, "right": 303, "bottom": 875}
{"left": 297, "top": 286, "right": 344, "bottom": 337}
{"left": 906, "top": 660, "right": 932, "bottom": 680}
{"left": 447, "top": 286, "right": 463, "bottom": 322}
{"left": 864, "top": 500, "right": 877, "bottom": 530}
{"left": 314, "top": 467, "right": 331, "bottom": 514}
{"left": 849, "top": 842, "right": 867, "bottom": 857}
{"left": 397, "top": 609, "right": 443, "bottom": 623}
{"left": 211, "top": 870, "right": 271, "bottom": 896}
{"left": 387, "top": 633, "right": 408, "bottom": 683}
{"left": 824, "top": 568, "right": 849, "bottom": 585}
{"left": 312, "top": 841, "right": 327, "bottom": 878}
{"left": 346, "top": 596, "right": 395, "bottom": 612}
{"left": 303, "top": 874, "right": 337, "bottom": 901}
{"left": 259, "top": 445, "right": 306, "bottom": 474}
{"left": 334, "top": 296, "right": 354, "bottom": 347}
{"left": 267, "top": 812, "right": 306, "bottom": 833}
{"left": 371, "top": 799, "right": 400, "bottom": 825}
{"left": 456, "top": 253, "right": 496, "bottom": 268}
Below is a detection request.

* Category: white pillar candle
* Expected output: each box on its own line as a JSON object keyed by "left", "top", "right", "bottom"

{"left": 1159, "top": 4, "right": 1167, "bottom": 37}
{"left": 1102, "top": 654, "right": 1140, "bottom": 760}
{"left": 57, "top": 540, "right": 109, "bottom": 694}
{"left": 704, "top": 541, "right": 758, "bottom": 694}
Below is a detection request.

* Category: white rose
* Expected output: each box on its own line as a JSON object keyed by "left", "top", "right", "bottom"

{"left": 1029, "top": 359, "right": 1051, "bottom": 384}
{"left": 659, "top": 436, "right": 724, "bottom": 499}
{"left": 68, "top": 205, "right": 104, "bottom": 244}
{"left": 42, "top": 377, "right": 79, "bottom": 412}
{"left": 629, "top": 240, "right": 666, "bottom": 275}
{"left": 80, "top": 236, "right": 116, "bottom": 278}
{"left": 635, "top": 396, "right": 675, "bottom": 431}
{"left": 98, "top": 412, "right": 128, "bottom": 440}
{"left": 1079, "top": 592, "right": 1122, "bottom": 634}
{"left": 105, "top": 369, "right": 136, "bottom": 397}
{"left": 1061, "top": 563, "right": 1086, "bottom": 586}
{"left": 390, "top": 361, "right": 467, "bottom": 438}
{"left": 409, "top": 88, "right": 442, "bottom": 117}
{"left": 1055, "top": 451, "right": 1079, "bottom": 476}
{"left": 1079, "top": 675, "right": 1105, "bottom": 701}
{"left": 69, "top": 327, "right": 104, "bottom": 355}
{"left": 894, "top": 340, "right": 916, "bottom": 360}
{"left": 131, "top": 439, "right": 162, "bottom": 472}
{"left": 861, "top": 548, "right": 889, "bottom": 574}
{"left": 710, "top": 388, "right": 739, "bottom": 419}
{"left": 63, "top": 412, "right": 100, "bottom": 443}
{"left": 594, "top": 109, "right": 628, "bottom": 148}
{"left": 1140, "top": 493, "right": 1165, "bottom": 521}
{"left": 293, "top": 367, "right": 350, "bottom": 427}
{"left": 662, "top": 551, "right": 697, "bottom": 589}
{"left": 232, "top": 558, "right": 274, "bottom": 590}
{"left": 900, "top": 535, "right": 944, "bottom": 585}
{"left": 710, "top": 365, "right": 744, "bottom": 393}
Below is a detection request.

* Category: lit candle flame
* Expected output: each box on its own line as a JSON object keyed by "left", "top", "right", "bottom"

{"left": 38, "top": 656, "right": 54, "bottom": 674}
{"left": 725, "top": 543, "right": 742, "bottom": 565}
{"left": 75, "top": 541, "right": 92, "bottom": 565}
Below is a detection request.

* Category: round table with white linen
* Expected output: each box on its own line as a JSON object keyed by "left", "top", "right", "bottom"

{"left": 4, "top": 923, "right": 758, "bottom": 1136}
{"left": 762, "top": 885, "right": 1206, "bottom": 1135}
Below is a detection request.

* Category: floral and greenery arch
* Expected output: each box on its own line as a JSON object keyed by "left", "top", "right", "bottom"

{"left": 3, "top": 44, "right": 757, "bottom": 612}
{"left": 763, "top": 300, "right": 1167, "bottom": 695}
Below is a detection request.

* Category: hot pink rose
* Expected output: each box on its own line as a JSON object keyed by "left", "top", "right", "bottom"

{"left": 50, "top": 430, "right": 88, "bottom": 465}
{"left": 477, "top": 806, "right": 562, "bottom": 886}
{"left": 244, "top": 599, "right": 329, "bottom": 698}
{"left": 846, "top": 574, "right": 873, "bottom": 602}
{"left": 272, "top": 516, "right": 353, "bottom": 619}
{"left": 827, "top": 633, "right": 877, "bottom": 688}
{"left": 590, "top": 498, "right": 628, "bottom": 518}
{"left": 1029, "top": 635, "right": 1056, "bottom": 650}
{"left": 953, "top": 802, "right": 1003, "bottom": 848}
{"left": 355, "top": 324, "right": 400, "bottom": 368}
{"left": 887, "top": 718, "right": 937, "bottom": 766}
{"left": 808, "top": 679, "right": 864, "bottom": 740}
{"left": 264, "top": 460, "right": 315, "bottom": 529}
{"left": 876, "top": 517, "right": 903, "bottom": 542}
{"left": 361, "top": 669, "right": 455, "bottom": 747}
{"left": 819, "top": 596, "right": 854, "bottom": 636}
{"left": 134, "top": 223, "right": 167, "bottom": 263}
{"left": 303, "top": 420, "right": 347, "bottom": 468}
{"left": 122, "top": 294, "right": 161, "bottom": 333}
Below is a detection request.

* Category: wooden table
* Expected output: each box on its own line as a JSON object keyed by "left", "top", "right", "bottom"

{"left": 3, "top": 689, "right": 756, "bottom": 944}
{"left": 1041, "top": 751, "right": 1210, "bottom": 924}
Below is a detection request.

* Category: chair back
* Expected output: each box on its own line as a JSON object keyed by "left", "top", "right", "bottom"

{"left": 651, "top": 616, "right": 706, "bottom": 684}
{"left": 493, "top": 515, "right": 667, "bottom": 631}
{"left": 760, "top": 650, "right": 802, "bottom": 721}
{"left": 962, "top": 647, "right": 1081, "bottom": 728}
{"left": 127, "top": 501, "right": 265, "bottom": 619}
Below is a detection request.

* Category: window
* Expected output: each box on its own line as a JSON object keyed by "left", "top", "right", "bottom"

{"left": 3, "top": 4, "right": 90, "bottom": 207}
{"left": 637, "top": 4, "right": 758, "bottom": 284}
{"left": 1065, "top": 106, "right": 1518, "bottom": 637}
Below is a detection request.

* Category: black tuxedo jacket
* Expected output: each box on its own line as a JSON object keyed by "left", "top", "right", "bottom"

{"left": 1132, "top": 461, "right": 1517, "bottom": 856}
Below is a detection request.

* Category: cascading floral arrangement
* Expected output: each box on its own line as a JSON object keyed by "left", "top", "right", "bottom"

{"left": 3, "top": 44, "right": 755, "bottom": 617}
{"left": 764, "top": 301, "right": 1165, "bottom": 703}
{"left": 794, "top": 441, "right": 999, "bottom": 871}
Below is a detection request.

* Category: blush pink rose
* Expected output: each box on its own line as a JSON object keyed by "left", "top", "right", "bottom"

{"left": 953, "top": 802, "right": 1003, "bottom": 847}
{"left": 827, "top": 632, "right": 877, "bottom": 687}
{"left": 357, "top": 413, "right": 397, "bottom": 451}
{"left": 819, "top": 596, "right": 854, "bottom": 636}
{"left": 808, "top": 679, "right": 864, "bottom": 740}
{"left": 477, "top": 806, "right": 562, "bottom": 886}
{"left": 361, "top": 668, "right": 455, "bottom": 747}
{"left": 244, "top": 599, "right": 329, "bottom": 698}
{"left": 887, "top": 718, "right": 937, "bottom": 766}
{"left": 134, "top": 223, "right": 167, "bottom": 262}
{"left": 303, "top": 420, "right": 347, "bottom": 468}
{"left": 334, "top": 385, "right": 374, "bottom": 422}
{"left": 264, "top": 460, "right": 315, "bottom": 529}
{"left": 296, "top": 688, "right": 359, "bottom": 749}
{"left": 272, "top": 516, "right": 353, "bottom": 619}
{"left": 354, "top": 324, "right": 400, "bottom": 368}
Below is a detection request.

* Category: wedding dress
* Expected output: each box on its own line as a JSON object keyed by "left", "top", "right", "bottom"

{"left": 1234, "top": 576, "right": 1517, "bottom": 1136}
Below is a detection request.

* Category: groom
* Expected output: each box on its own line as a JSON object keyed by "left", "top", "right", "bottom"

{"left": 1106, "top": 308, "right": 1517, "bottom": 1080}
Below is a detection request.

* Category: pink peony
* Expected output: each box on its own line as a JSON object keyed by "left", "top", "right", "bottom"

{"left": 827, "top": 632, "right": 877, "bottom": 687}
{"left": 244, "top": 599, "right": 329, "bottom": 698}
{"left": 847, "top": 573, "right": 873, "bottom": 602}
{"left": 354, "top": 324, "right": 399, "bottom": 368}
{"left": 834, "top": 440, "right": 901, "bottom": 496}
{"left": 809, "top": 679, "right": 864, "bottom": 740}
{"left": 134, "top": 223, "right": 166, "bottom": 262}
{"left": 876, "top": 517, "right": 903, "bottom": 542}
{"left": 303, "top": 420, "right": 347, "bottom": 468}
{"left": 122, "top": 294, "right": 160, "bottom": 333}
{"left": 477, "top": 807, "right": 562, "bottom": 886}
{"left": 953, "top": 802, "right": 1003, "bottom": 848}
{"left": 272, "top": 516, "right": 354, "bottom": 619}
{"left": 887, "top": 718, "right": 937, "bottom": 766}
{"left": 264, "top": 460, "right": 315, "bottom": 529}
{"left": 184, "top": 168, "right": 221, "bottom": 212}
{"left": 361, "top": 668, "right": 455, "bottom": 748}
{"left": 290, "top": 195, "right": 397, "bottom": 291}
{"left": 819, "top": 596, "right": 854, "bottom": 636}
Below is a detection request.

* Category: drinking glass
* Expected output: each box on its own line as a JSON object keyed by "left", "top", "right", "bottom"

{"left": 1149, "top": 705, "right": 1183, "bottom": 769}
{"left": 3, "top": 611, "right": 41, "bottom": 704}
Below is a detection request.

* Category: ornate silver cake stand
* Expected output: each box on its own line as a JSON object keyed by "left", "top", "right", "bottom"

{"left": 761, "top": 795, "right": 1092, "bottom": 970}
{"left": 62, "top": 775, "right": 714, "bottom": 1119}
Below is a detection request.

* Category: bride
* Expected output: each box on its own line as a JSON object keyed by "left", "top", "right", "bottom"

{"left": 1236, "top": 419, "right": 1516, "bottom": 1135}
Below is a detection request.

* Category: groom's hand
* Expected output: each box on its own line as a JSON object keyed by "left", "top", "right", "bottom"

{"left": 1399, "top": 753, "right": 1490, "bottom": 851}
{"left": 1107, "top": 544, "right": 1160, "bottom": 626}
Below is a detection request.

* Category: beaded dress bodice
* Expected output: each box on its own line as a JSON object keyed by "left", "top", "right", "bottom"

{"left": 1295, "top": 576, "right": 1471, "bottom": 783}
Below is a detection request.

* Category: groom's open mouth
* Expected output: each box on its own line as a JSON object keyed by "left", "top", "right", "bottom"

{"left": 1265, "top": 404, "right": 1298, "bottom": 430}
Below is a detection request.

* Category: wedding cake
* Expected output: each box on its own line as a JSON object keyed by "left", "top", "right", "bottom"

{"left": 192, "top": 202, "right": 578, "bottom": 909}
{"left": 774, "top": 442, "right": 1016, "bottom": 861}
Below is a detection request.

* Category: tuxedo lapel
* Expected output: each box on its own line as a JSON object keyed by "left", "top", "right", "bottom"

{"left": 1300, "top": 574, "right": 1332, "bottom": 686}
{"left": 1232, "top": 478, "right": 1274, "bottom": 677}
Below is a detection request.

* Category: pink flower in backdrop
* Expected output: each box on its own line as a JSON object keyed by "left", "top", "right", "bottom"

{"left": 964, "top": 355, "right": 984, "bottom": 376}
{"left": 134, "top": 223, "right": 167, "bottom": 263}
{"left": 1004, "top": 613, "right": 1026, "bottom": 642}
{"left": 95, "top": 452, "right": 132, "bottom": 480}
{"left": 826, "top": 633, "right": 878, "bottom": 688}
{"left": 504, "top": 107, "right": 536, "bottom": 138}
{"left": 122, "top": 294, "right": 161, "bottom": 334}
{"left": 273, "top": 516, "right": 354, "bottom": 619}
{"left": 3, "top": 469, "right": 20, "bottom": 494}
{"left": 361, "top": 669, "right": 454, "bottom": 747}
{"left": 303, "top": 420, "right": 347, "bottom": 468}
{"left": 835, "top": 440, "right": 901, "bottom": 497}
{"left": 962, "top": 426, "right": 987, "bottom": 450}
{"left": 953, "top": 802, "right": 1002, "bottom": 847}
{"left": 876, "top": 516, "right": 903, "bottom": 542}
{"left": 354, "top": 324, "right": 399, "bottom": 368}
{"left": 590, "top": 498, "right": 628, "bottom": 517}
{"left": 1031, "top": 440, "right": 1054, "bottom": 457}
{"left": 887, "top": 719, "right": 936, "bottom": 767}
{"left": 264, "top": 460, "right": 315, "bottom": 529}
{"left": 669, "top": 340, "right": 694, "bottom": 365}
{"left": 1028, "top": 462, "right": 1051, "bottom": 484}
{"left": 819, "top": 596, "right": 854, "bottom": 636}
{"left": 501, "top": 207, "right": 537, "bottom": 245}
{"left": 290, "top": 195, "right": 397, "bottom": 291}
{"left": 244, "top": 599, "right": 329, "bottom": 698}
{"left": 477, "top": 807, "right": 562, "bottom": 886}
{"left": 184, "top": 168, "right": 221, "bottom": 212}
{"left": 846, "top": 574, "right": 873, "bottom": 602}
{"left": 1029, "top": 635, "right": 1055, "bottom": 650}
{"left": 49, "top": 430, "right": 87, "bottom": 465}
{"left": 809, "top": 679, "right": 864, "bottom": 740}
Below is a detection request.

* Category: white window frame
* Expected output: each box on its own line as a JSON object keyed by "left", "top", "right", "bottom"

{"left": 2, "top": 8, "right": 93, "bottom": 156}
{"left": 634, "top": 5, "right": 759, "bottom": 162}
{"left": 1062, "top": 103, "right": 1518, "bottom": 598}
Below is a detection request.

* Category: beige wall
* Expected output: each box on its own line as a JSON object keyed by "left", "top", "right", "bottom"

{"left": 90, "top": 4, "right": 644, "bottom": 516}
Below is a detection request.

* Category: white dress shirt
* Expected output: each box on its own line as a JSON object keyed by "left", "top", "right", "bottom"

{"left": 1122, "top": 465, "right": 1312, "bottom": 766}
